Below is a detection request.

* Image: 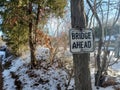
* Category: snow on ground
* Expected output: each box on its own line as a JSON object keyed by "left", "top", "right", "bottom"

{"left": 112, "top": 62, "right": 120, "bottom": 71}
{"left": 2, "top": 56, "right": 70, "bottom": 90}
{"left": 2, "top": 46, "right": 120, "bottom": 90}
{"left": 2, "top": 46, "right": 71, "bottom": 90}
{"left": 0, "top": 51, "right": 5, "bottom": 59}
{"left": 90, "top": 68, "right": 115, "bottom": 90}
{"left": 35, "top": 46, "right": 50, "bottom": 60}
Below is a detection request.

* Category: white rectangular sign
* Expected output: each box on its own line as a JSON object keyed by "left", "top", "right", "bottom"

{"left": 69, "top": 29, "right": 94, "bottom": 53}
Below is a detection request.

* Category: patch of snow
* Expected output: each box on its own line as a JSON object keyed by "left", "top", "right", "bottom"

{"left": 3, "top": 70, "right": 16, "bottom": 90}
{"left": 0, "top": 51, "right": 6, "bottom": 60}
{"left": 111, "top": 62, "right": 120, "bottom": 72}
{"left": 92, "top": 85, "right": 114, "bottom": 90}
{"left": 9, "top": 58, "right": 24, "bottom": 72}
{"left": 35, "top": 45, "right": 50, "bottom": 60}
{"left": 104, "top": 35, "right": 116, "bottom": 41}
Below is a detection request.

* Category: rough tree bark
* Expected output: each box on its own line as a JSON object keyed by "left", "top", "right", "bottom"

{"left": 29, "top": 2, "right": 36, "bottom": 68}
{"left": 71, "top": 0, "right": 92, "bottom": 90}
{"left": 0, "top": 57, "right": 3, "bottom": 90}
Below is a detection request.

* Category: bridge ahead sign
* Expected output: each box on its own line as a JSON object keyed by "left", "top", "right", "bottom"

{"left": 69, "top": 29, "right": 94, "bottom": 53}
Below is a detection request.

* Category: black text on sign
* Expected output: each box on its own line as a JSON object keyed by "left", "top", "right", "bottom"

{"left": 69, "top": 29, "right": 94, "bottom": 53}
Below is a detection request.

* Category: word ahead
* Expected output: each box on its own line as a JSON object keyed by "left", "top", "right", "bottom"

{"left": 69, "top": 29, "right": 94, "bottom": 53}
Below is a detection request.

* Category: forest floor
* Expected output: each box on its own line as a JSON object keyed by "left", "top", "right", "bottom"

{"left": 1, "top": 46, "right": 120, "bottom": 90}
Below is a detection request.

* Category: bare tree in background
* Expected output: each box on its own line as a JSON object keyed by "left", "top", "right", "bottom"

{"left": 87, "top": 0, "right": 120, "bottom": 87}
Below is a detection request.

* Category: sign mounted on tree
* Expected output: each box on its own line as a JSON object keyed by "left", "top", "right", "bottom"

{"left": 69, "top": 29, "right": 94, "bottom": 53}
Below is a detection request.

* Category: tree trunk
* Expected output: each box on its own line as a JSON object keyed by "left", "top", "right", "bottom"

{"left": 86, "top": 0, "right": 103, "bottom": 87}
{"left": 71, "top": 0, "right": 92, "bottom": 90}
{"left": 29, "top": 2, "right": 36, "bottom": 68}
{"left": 0, "top": 57, "right": 3, "bottom": 90}
{"left": 34, "top": 5, "right": 40, "bottom": 45}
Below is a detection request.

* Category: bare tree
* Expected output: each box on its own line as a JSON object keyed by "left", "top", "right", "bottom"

{"left": 86, "top": 0, "right": 120, "bottom": 87}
